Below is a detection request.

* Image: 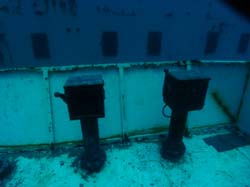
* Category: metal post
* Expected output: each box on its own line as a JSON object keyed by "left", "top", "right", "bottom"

{"left": 161, "top": 110, "right": 188, "bottom": 161}
{"left": 80, "top": 118, "right": 106, "bottom": 173}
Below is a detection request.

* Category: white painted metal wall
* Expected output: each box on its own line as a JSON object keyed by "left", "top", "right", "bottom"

{"left": 239, "top": 66, "right": 250, "bottom": 135}
{"left": 0, "top": 72, "right": 50, "bottom": 145}
{"left": 0, "top": 62, "right": 249, "bottom": 146}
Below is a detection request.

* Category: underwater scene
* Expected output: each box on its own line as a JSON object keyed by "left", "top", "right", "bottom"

{"left": 0, "top": 0, "right": 250, "bottom": 186}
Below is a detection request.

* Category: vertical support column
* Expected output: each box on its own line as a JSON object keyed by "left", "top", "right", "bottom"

{"left": 80, "top": 118, "right": 106, "bottom": 173}
{"left": 43, "top": 69, "right": 56, "bottom": 147}
{"left": 80, "top": 118, "right": 100, "bottom": 156}
{"left": 118, "top": 65, "right": 129, "bottom": 142}
{"left": 168, "top": 111, "right": 188, "bottom": 143}
{"left": 161, "top": 110, "right": 188, "bottom": 161}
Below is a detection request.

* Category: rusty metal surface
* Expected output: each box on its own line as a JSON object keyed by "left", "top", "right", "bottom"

{"left": 0, "top": 0, "right": 250, "bottom": 69}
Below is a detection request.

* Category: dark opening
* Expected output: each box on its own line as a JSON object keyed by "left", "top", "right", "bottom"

{"left": 31, "top": 33, "right": 51, "bottom": 59}
{"left": 102, "top": 32, "right": 118, "bottom": 57}
{"left": 237, "top": 33, "right": 250, "bottom": 54}
{"left": 204, "top": 31, "right": 220, "bottom": 54}
{"left": 147, "top": 32, "right": 162, "bottom": 56}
